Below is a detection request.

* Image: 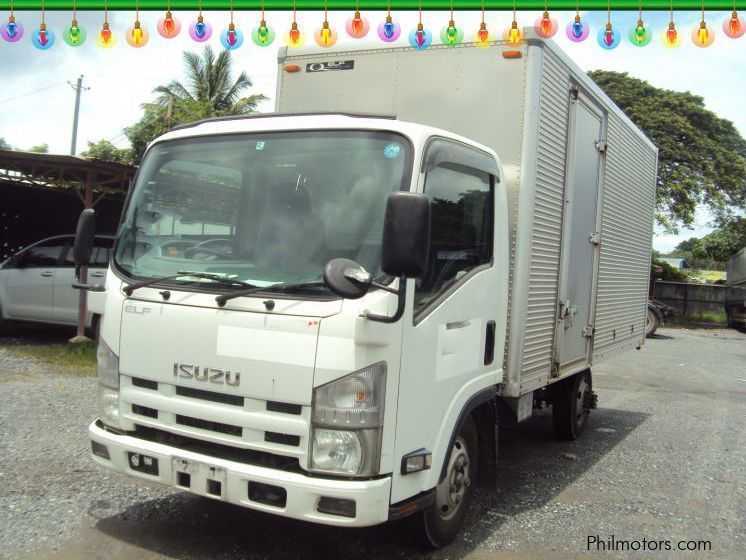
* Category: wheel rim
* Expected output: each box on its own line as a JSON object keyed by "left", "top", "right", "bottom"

{"left": 435, "top": 435, "right": 471, "bottom": 521}
{"left": 575, "top": 376, "right": 590, "bottom": 427}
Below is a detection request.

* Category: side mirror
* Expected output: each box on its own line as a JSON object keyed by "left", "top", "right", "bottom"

{"left": 73, "top": 208, "right": 96, "bottom": 266}
{"left": 381, "top": 192, "right": 431, "bottom": 279}
{"left": 323, "top": 258, "right": 373, "bottom": 300}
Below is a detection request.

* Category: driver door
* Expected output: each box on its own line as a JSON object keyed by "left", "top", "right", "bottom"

{"left": 392, "top": 144, "right": 502, "bottom": 503}
{"left": 1, "top": 238, "right": 65, "bottom": 322}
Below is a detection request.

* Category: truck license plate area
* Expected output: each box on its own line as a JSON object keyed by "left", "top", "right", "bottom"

{"left": 172, "top": 457, "right": 226, "bottom": 499}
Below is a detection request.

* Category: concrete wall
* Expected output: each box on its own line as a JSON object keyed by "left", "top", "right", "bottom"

{"left": 653, "top": 281, "right": 746, "bottom": 317}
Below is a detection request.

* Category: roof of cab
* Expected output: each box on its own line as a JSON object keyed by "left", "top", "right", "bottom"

{"left": 151, "top": 112, "right": 500, "bottom": 167}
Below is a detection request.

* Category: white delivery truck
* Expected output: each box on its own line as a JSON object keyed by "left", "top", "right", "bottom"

{"left": 78, "top": 30, "right": 657, "bottom": 547}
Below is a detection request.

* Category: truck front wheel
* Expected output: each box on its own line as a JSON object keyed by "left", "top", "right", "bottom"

{"left": 552, "top": 370, "right": 592, "bottom": 440}
{"left": 413, "top": 416, "right": 479, "bottom": 548}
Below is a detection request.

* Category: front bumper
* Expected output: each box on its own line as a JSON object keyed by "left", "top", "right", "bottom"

{"left": 89, "top": 419, "right": 391, "bottom": 527}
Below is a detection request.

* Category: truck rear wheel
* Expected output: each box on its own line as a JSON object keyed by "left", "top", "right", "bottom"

{"left": 645, "top": 308, "right": 659, "bottom": 338}
{"left": 413, "top": 416, "right": 478, "bottom": 548}
{"left": 552, "top": 370, "right": 592, "bottom": 440}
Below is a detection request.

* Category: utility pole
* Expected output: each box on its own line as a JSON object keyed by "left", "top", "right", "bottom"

{"left": 68, "top": 75, "right": 89, "bottom": 156}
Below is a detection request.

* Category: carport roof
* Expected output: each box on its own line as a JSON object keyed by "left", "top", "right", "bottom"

{"left": 0, "top": 149, "right": 136, "bottom": 193}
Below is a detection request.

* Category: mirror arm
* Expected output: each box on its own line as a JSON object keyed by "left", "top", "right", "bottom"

{"left": 370, "top": 281, "right": 399, "bottom": 295}
{"left": 364, "top": 277, "right": 406, "bottom": 324}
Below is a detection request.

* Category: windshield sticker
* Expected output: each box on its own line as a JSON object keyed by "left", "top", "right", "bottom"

{"left": 384, "top": 143, "right": 401, "bottom": 159}
{"left": 256, "top": 141, "right": 265, "bottom": 150}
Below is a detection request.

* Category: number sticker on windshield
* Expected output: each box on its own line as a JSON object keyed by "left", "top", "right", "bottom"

{"left": 256, "top": 141, "right": 266, "bottom": 150}
{"left": 383, "top": 143, "right": 401, "bottom": 159}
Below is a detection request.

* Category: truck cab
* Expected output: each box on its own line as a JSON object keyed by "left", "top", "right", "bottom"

{"left": 87, "top": 113, "right": 508, "bottom": 544}
{"left": 84, "top": 36, "right": 656, "bottom": 547}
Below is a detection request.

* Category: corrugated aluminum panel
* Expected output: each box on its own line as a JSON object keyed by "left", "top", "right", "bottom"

{"left": 593, "top": 111, "right": 657, "bottom": 357}
{"left": 519, "top": 49, "right": 569, "bottom": 384}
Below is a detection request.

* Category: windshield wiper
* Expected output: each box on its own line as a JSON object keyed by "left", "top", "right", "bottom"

{"left": 215, "top": 281, "right": 328, "bottom": 307}
{"left": 123, "top": 271, "right": 256, "bottom": 296}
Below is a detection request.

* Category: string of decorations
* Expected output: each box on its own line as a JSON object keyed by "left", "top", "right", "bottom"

{"left": 630, "top": 0, "right": 651, "bottom": 44}
{"left": 251, "top": 0, "right": 275, "bottom": 45}
{"left": 598, "top": 0, "right": 621, "bottom": 48}
{"left": 3, "top": 3, "right": 745, "bottom": 49}
{"left": 505, "top": 0, "right": 521, "bottom": 43}
{"left": 408, "top": 0, "right": 432, "bottom": 48}
{"left": 535, "top": 0, "right": 558, "bottom": 37}
{"left": 157, "top": 0, "right": 181, "bottom": 38}
{"left": 664, "top": 0, "right": 680, "bottom": 45}
{"left": 567, "top": 0, "right": 590, "bottom": 40}
{"left": 1, "top": 0, "right": 23, "bottom": 41}
{"left": 477, "top": 0, "right": 489, "bottom": 44}
{"left": 378, "top": 0, "right": 401, "bottom": 41}
{"left": 97, "top": 0, "right": 115, "bottom": 47}
{"left": 723, "top": 0, "right": 743, "bottom": 35}
{"left": 31, "top": 0, "right": 55, "bottom": 48}
{"left": 125, "top": 0, "right": 148, "bottom": 46}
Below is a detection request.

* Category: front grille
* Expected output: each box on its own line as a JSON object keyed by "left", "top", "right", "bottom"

{"left": 266, "top": 401, "right": 302, "bottom": 415}
{"left": 133, "top": 424, "right": 303, "bottom": 473}
{"left": 264, "top": 432, "right": 301, "bottom": 447}
{"left": 175, "top": 385, "right": 244, "bottom": 407}
{"left": 132, "top": 404, "right": 158, "bottom": 419}
{"left": 132, "top": 377, "right": 158, "bottom": 390}
{"left": 176, "top": 414, "right": 242, "bottom": 437}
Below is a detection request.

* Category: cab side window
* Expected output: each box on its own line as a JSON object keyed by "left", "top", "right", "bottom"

{"left": 414, "top": 164, "right": 493, "bottom": 314}
{"left": 19, "top": 239, "right": 66, "bottom": 267}
{"left": 62, "top": 238, "right": 112, "bottom": 267}
{"left": 91, "top": 238, "right": 114, "bottom": 267}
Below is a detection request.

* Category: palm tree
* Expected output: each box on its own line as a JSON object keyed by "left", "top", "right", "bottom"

{"left": 154, "top": 45, "right": 267, "bottom": 116}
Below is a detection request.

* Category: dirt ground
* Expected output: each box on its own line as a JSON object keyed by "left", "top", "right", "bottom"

{"left": 1, "top": 325, "right": 744, "bottom": 559}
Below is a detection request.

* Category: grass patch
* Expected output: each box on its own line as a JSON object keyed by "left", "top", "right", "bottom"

{"left": 672, "top": 311, "right": 728, "bottom": 326}
{"left": 5, "top": 341, "right": 97, "bottom": 376}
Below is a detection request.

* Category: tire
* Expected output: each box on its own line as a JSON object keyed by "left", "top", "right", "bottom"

{"left": 86, "top": 314, "right": 101, "bottom": 342}
{"left": 552, "top": 370, "right": 592, "bottom": 440}
{"left": 645, "top": 308, "right": 659, "bottom": 338}
{"left": 412, "top": 416, "right": 479, "bottom": 548}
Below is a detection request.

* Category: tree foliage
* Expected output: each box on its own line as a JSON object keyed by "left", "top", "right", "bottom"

{"left": 0, "top": 137, "right": 11, "bottom": 150}
{"left": 28, "top": 144, "right": 49, "bottom": 153}
{"left": 670, "top": 217, "right": 746, "bottom": 269}
{"left": 81, "top": 140, "right": 133, "bottom": 165}
{"left": 153, "top": 46, "right": 267, "bottom": 116}
{"left": 589, "top": 71, "right": 746, "bottom": 232}
{"left": 120, "top": 46, "right": 268, "bottom": 163}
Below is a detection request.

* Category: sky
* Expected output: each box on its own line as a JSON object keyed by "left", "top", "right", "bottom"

{"left": 1, "top": 9, "right": 745, "bottom": 252}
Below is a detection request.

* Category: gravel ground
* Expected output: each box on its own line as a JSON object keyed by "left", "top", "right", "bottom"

{"left": 1, "top": 326, "right": 744, "bottom": 559}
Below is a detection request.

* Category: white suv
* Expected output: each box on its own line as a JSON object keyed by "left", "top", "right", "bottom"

{"left": 0, "top": 235, "right": 112, "bottom": 332}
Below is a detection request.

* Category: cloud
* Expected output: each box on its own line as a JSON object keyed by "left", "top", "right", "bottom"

{"left": 1, "top": 9, "right": 743, "bottom": 252}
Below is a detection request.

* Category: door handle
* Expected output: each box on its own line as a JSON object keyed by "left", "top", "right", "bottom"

{"left": 90, "top": 272, "right": 105, "bottom": 278}
{"left": 446, "top": 320, "right": 471, "bottom": 330}
{"left": 40, "top": 271, "right": 53, "bottom": 277}
{"left": 484, "top": 320, "right": 496, "bottom": 365}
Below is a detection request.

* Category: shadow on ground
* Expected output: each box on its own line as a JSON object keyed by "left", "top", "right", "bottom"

{"left": 647, "top": 332, "right": 674, "bottom": 340}
{"left": 0, "top": 324, "right": 77, "bottom": 345}
{"left": 92, "top": 407, "right": 650, "bottom": 560}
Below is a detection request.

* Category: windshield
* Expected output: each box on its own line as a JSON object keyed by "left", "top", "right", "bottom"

{"left": 114, "top": 130, "right": 413, "bottom": 292}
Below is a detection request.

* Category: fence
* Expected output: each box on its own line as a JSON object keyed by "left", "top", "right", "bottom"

{"left": 652, "top": 281, "right": 746, "bottom": 318}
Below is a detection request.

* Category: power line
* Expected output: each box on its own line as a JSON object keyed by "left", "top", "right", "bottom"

{"left": 0, "top": 82, "right": 66, "bottom": 105}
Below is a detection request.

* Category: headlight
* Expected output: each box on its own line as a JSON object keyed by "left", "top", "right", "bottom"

{"left": 310, "top": 362, "right": 386, "bottom": 476}
{"left": 97, "top": 385, "right": 121, "bottom": 428}
{"left": 311, "top": 429, "right": 362, "bottom": 474}
{"left": 96, "top": 339, "right": 119, "bottom": 389}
